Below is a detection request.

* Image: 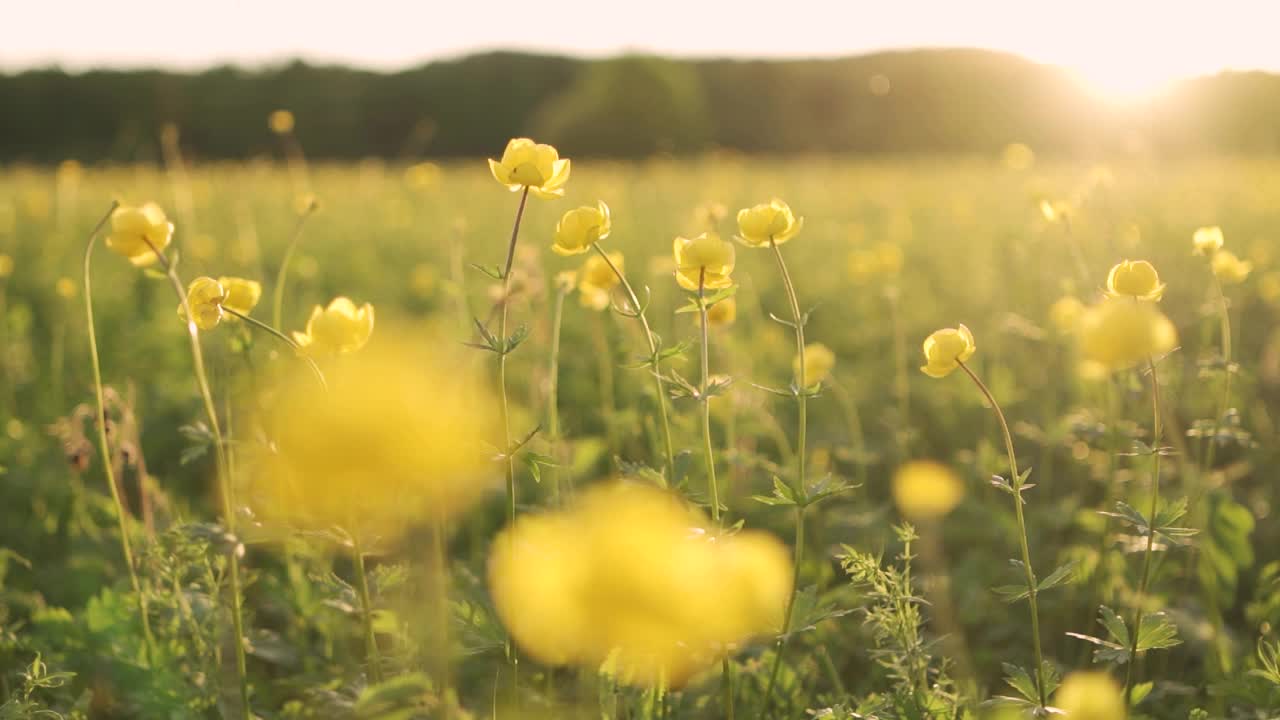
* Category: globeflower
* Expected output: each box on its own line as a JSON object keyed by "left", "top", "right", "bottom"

{"left": 1211, "top": 250, "right": 1253, "bottom": 284}
{"left": 920, "top": 324, "right": 976, "bottom": 378}
{"left": 1055, "top": 672, "right": 1124, "bottom": 720}
{"left": 1106, "top": 260, "right": 1164, "bottom": 302}
{"left": 1192, "top": 226, "right": 1224, "bottom": 255}
{"left": 488, "top": 138, "right": 571, "bottom": 199}
{"left": 892, "top": 460, "right": 964, "bottom": 520}
{"left": 735, "top": 198, "right": 803, "bottom": 247}
{"left": 578, "top": 252, "right": 623, "bottom": 311}
{"left": 1078, "top": 298, "right": 1177, "bottom": 371}
{"left": 292, "top": 297, "right": 375, "bottom": 357}
{"left": 105, "top": 203, "right": 174, "bottom": 267}
{"left": 179, "top": 276, "right": 228, "bottom": 331}
{"left": 703, "top": 297, "right": 737, "bottom": 328}
{"left": 552, "top": 201, "right": 611, "bottom": 256}
{"left": 794, "top": 342, "right": 836, "bottom": 385}
{"left": 673, "top": 233, "right": 735, "bottom": 291}
{"left": 217, "top": 276, "right": 263, "bottom": 319}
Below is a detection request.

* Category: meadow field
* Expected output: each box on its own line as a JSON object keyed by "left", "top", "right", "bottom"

{"left": 1, "top": 148, "right": 1278, "bottom": 719}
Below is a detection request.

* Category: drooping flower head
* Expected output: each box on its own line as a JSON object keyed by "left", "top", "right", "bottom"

{"left": 892, "top": 460, "right": 964, "bottom": 520}
{"left": 1055, "top": 672, "right": 1124, "bottom": 720}
{"left": 1078, "top": 298, "right": 1177, "bottom": 371}
{"left": 489, "top": 138, "right": 571, "bottom": 199}
{"left": 292, "top": 297, "right": 375, "bottom": 357}
{"left": 179, "top": 277, "right": 228, "bottom": 331}
{"left": 578, "top": 252, "right": 623, "bottom": 311}
{"left": 552, "top": 201, "right": 611, "bottom": 255}
{"left": 794, "top": 342, "right": 836, "bottom": 385}
{"left": 673, "top": 233, "right": 735, "bottom": 291}
{"left": 217, "top": 276, "right": 263, "bottom": 319}
{"left": 735, "top": 199, "right": 803, "bottom": 247}
{"left": 1106, "top": 260, "right": 1165, "bottom": 302}
{"left": 106, "top": 203, "right": 174, "bottom": 267}
{"left": 1192, "top": 226, "right": 1224, "bottom": 255}
{"left": 1212, "top": 250, "right": 1253, "bottom": 284}
{"left": 920, "top": 324, "right": 976, "bottom": 378}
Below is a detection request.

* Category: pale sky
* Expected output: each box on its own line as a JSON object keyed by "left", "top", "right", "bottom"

{"left": 5, "top": 1, "right": 1279, "bottom": 99}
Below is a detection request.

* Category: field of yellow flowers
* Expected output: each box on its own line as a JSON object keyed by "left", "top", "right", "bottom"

{"left": 1, "top": 140, "right": 1279, "bottom": 720}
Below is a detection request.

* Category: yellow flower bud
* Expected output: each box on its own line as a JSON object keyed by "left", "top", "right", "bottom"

{"left": 1078, "top": 298, "right": 1177, "bottom": 371}
{"left": 703, "top": 297, "right": 736, "bottom": 328}
{"left": 794, "top": 342, "right": 836, "bottom": 385}
{"left": 735, "top": 198, "right": 803, "bottom": 248}
{"left": 673, "top": 233, "right": 736, "bottom": 291}
{"left": 291, "top": 297, "right": 375, "bottom": 357}
{"left": 578, "top": 252, "right": 623, "bottom": 312}
{"left": 179, "top": 276, "right": 227, "bottom": 331}
{"left": 268, "top": 109, "right": 295, "bottom": 135}
{"left": 1192, "top": 226, "right": 1224, "bottom": 255}
{"left": 892, "top": 460, "right": 964, "bottom": 519}
{"left": 552, "top": 201, "right": 611, "bottom": 256}
{"left": 105, "top": 203, "right": 174, "bottom": 267}
{"left": 1049, "top": 296, "right": 1085, "bottom": 335}
{"left": 217, "top": 276, "right": 262, "bottom": 319}
{"left": 488, "top": 137, "right": 571, "bottom": 200}
{"left": 1211, "top": 250, "right": 1253, "bottom": 284}
{"left": 920, "top": 324, "right": 976, "bottom": 378}
{"left": 1106, "top": 260, "right": 1164, "bottom": 302}
{"left": 1055, "top": 672, "right": 1124, "bottom": 720}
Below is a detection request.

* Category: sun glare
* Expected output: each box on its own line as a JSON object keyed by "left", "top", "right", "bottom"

{"left": 1066, "top": 56, "right": 1188, "bottom": 103}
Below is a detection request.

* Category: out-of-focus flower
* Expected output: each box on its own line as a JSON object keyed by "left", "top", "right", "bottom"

{"left": 794, "top": 342, "right": 836, "bottom": 385}
{"left": 217, "top": 277, "right": 262, "bottom": 319}
{"left": 1192, "top": 226, "right": 1224, "bottom": 256}
{"left": 849, "top": 243, "right": 905, "bottom": 281}
{"left": 1078, "top": 298, "right": 1177, "bottom": 371}
{"left": 0, "top": 254, "right": 12, "bottom": 278}
{"left": 703, "top": 297, "right": 736, "bottom": 328}
{"left": 552, "top": 201, "right": 611, "bottom": 256}
{"left": 553, "top": 270, "right": 577, "bottom": 295}
{"left": 55, "top": 277, "right": 77, "bottom": 300}
{"left": 735, "top": 199, "right": 803, "bottom": 247}
{"left": 56, "top": 159, "right": 84, "bottom": 186}
{"left": 1002, "top": 143, "right": 1035, "bottom": 171}
{"left": 1211, "top": 250, "right": 1253, "bottom": 284}
{"left": 920, "top": 324, "right": 976, "bottom": 378}
{"left": 1106, "top": 260, "right": 1164, "bottom": 302}
{"left": 488, "top": 138, "right": 571, "bottom": 199}
{"left": 179, "top": 277, "right": 228, "bottom": 331}
{"left": 292, "top": 297, "right": 375, "bottom": 356}
{"left": 892, "top": 460, "right": 964, "bottom": 519}
{"left": 578, "top": 252, "right": 623, "bottom": 311}
{"left": 1055, "top": 671, "right": 1124, "bottom": 720}
{"left": 403, "top": 161, "right": 441, "bottom": 190}
{"left": 673, "top": 233, "right": 736, "bottom": 291}
{"left": 105, "top": 203, "right": 174, "bottom": 267}
{"left": 268, "top": 109, "right": 295, "bottom": 135}
{"left": 1049, "top": 296, "right": 1085, "bottom": 335}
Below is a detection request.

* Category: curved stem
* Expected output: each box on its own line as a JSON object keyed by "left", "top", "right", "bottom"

{"left": 220, "top": 306, "right": 326, "bottom": 390}
{"left": 83, "top": 202, "right": 157, "bottom": 665}
{"left": 352, "top": 535, "right": 383, "bottom": 684}
{"left": 270, "top": 201, "right": 319, "bottom": 330}
{"left": 1123, "top": 357, "right": 1163, "bottom": 713}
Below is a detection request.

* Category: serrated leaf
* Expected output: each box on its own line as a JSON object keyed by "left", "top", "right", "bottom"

{"left": 1001, "top": 663, "right": 1038, "bottom": 705}
{"left": 1037, "top": 561, "right": 1078, "bottom": 593}
{"left": 1134, "top": 612, "right": 1181, "bottom": 652}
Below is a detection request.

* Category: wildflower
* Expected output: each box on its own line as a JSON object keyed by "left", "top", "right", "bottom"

{"left": 1106, "top": 260, "right": 1164, "bottom": 302}
{"left": 403, "top": 161, "right": 441, "bottom": 191}
{"left": 1211, "top": 250, "right": 1253, "bottom": 284}
{"left": 920, "top": 324, "right": 976, "bottom": 378}
{"left": 735, "top": 199, "right": 803, "bottom": 247}
{"left": 703, "top": 297, "right": 736, "bottom": 328}
{"left": 0, "top": 254, "right": 11, "bottom": 278}
{"left": 1055, "top": 672, "right": 1124, "bottom": 720}
{"left": 1002, "top": 142, "right": 1035, "bottom": 171}
{"left": 673, "top": 233, "right": 735, "bottom": 291}
{"left": 105, "top": 203, "right": 174, "bottom": 267}
{"left": 488, "top": 138, "right": 571, "bottom": 199}
{"left": 217, "top": 277, "right": 262, "bottom": 318}
{"left": 1049, "top": 296, "right": 1085, "bottom": 335}
{"left": 55, "top": 277, "right": 77, "bottom": 300}
{"left": 180, "top": 277, "right": 228, "bottom": 331}
{"left": 292, "top": 297, "right": 375, "bottom": 357}
{"left": 1192, "top": 226, "right": 1224, "bottom": 255}
{"left": 892, "top": 460, "right": 964, "bottom": 519}
{"left": 552, "top": 201, "right": 611, "bottom": 256}
{"left": 1078, "top": 298, "right": 1177, "bottom": 371}
{"left": 268, "top": 109, "right": 295, "bottom": 135}
{"left": 794, "top": 343, "right": 836, "bottom": 385}
{"left": 578, "top": 252, "right": 623, "bottom": 311}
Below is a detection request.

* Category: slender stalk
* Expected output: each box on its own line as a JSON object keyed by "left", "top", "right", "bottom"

{"left": 547, "top": 286, "right": 568, "bottom": 504}
{"left": 887, "top": 286, "right": 910, "bottom": 457}
{"left": 82, "top": 202, "right": 157, "bottom": 664}
{"left": 591, "top": 244, "right": 676, "bottom": 482}
{"left": 828, "top": 377, "right": 869, "bottom": 489}
{"left": 957, "top": 359, "right": 1046, "bottom": 708}
{"left": 591, "top": 314, "right": 621, "bottom": 457}
{"left": 352, "top": 535, "right": 383, "bottom": 684}
{"left": 270, "top": 201, "right": 319, "bottom": 330}
{"left": 221, "top": 306, "right": 326, "bottom": 390}
{"left": 431, "top": 520, "right": 455, "bottom": 720}
{"left": 1212, "top": 275, "right": 1233, "bottom": 420}
{"left": 1122, "top": 357, "right": 1164, "bottom": 711}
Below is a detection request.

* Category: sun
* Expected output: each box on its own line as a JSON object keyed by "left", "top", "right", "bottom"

{"left": 1061, "top": 54, "right": 1194, "bottom": 104}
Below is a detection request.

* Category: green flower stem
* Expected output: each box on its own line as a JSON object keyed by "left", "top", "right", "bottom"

{"left": 351, "top": 535, "right": 383, "bottom": 684}
{"left": 220, "top": 306, "right": 327, "bottom": 390}
{"left": 590, "top": 313, "right": 621, "bottom": 457}
{"left": 828, "top": 377, "right": 869, "bottom": 490}
{"left": 957, "top": 359, "right": 1047, "bottom": 709}
{"left": 431, "top": 519, "right": 455, "bottom": 720}
{"left": 83, "top": 201, "right": 157, "bottom": 666}
{"left": 1123, "top": 357, "right": 1164, "bottom": 712}
{"left": 270, "top": 199, "right": 319, "bottom": 330}
{"left": 591, "top": 244, "right": 676, "bottom": 482}
{"left": 547, "top": 285, "right": 568, "bottom": 504}
{"left": 1212, "top": 273, "right": 1233, "bottom": 425}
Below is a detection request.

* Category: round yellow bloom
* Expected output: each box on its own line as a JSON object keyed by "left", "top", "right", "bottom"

{"left": 578, "top": 252, "right": 623, "bottom": 311}
{"left": 673, "top": 233, "right": 735, "bottom": 291}
{"left": 55, "top": 277, "right": 77, "bottom": 300}
{"left": 268, "top": 109, "right": 295, "bottom": 135}
{"left": 1106, "top": 260, "right": 1164, "bottom": 302}
{"left": 794, "top": 342, "right": 836, "bottom": 385}
{"left": 105, "top": 203, "right": 174, "bottom": 267}
{"left": 552, "top": 201, "right": 611, "bottom": 256}
{"left": 488, "top": 137, "right": 571, "bottom": 200}
{"left": 217, "top": 276, "right": 262, "bottom": 319}
{"left": 292, "top": 297, "right": 375, "bottom": 357}
{"left": 920, "top": 324, "right": 976, "bottom": 378}
{"left": 1049, "top": 296, "right": 1085, "bottom": 335}
{"left": 1211, "top": 250, "right": 1253, "bottom": 284}
{"left": 1078, "top": 298, "right": 1178, "bottom": 371}
{"left": 703, "top": 297, "right": 736, "bottom": 328}
{"left": 179, "top": 277, "right": 228, "bottom": 331}
{"left": 892, "top": 460, "right": 964, "bottom": 519}
{"left": 736, "top": 198, "right": 803, "bottom": 247}
{"left": 0, "top": 254, "right": 12, "bottom": 279}
{"left": 1055, "top": 671, "right": 1124, "bottom": 720}
{"left": 1192, "top": 226, "right": 1224, "bottom": 256}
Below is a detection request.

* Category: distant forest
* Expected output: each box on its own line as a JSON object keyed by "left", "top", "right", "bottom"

{"left": 5, "top": 49, "right": 1280, "bottom": 163}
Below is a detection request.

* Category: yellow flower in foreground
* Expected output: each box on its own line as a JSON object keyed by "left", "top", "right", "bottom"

{"left": 673, "top": 233, "right": 735, "bottom": 291}
{"left": 794, "top": 342, "right": 836, "bottom": 385}
{"left": 268, "top": 109, "right": 295, "bottom": 135}
{"left": 892, "top": 460, "right": 964, "bottom": 520}
{"left": 1049, "top": 296, "right": 1085, "bottom": 335}
{"left": 578, "top": 252, "right": 623, "bottom": 311}
{"left": 488, "top": 137, "right": 571, "bottom": 199}
{"left": 552, "top": 201, "right": 611, "bottom": 256}
{"left": 1192, "top": 226, "right": 1224, "bottom": 255}
{"left": 105, "top": 203, "right": 174, "bottom": 267}
{"left": 292, "top": 297, "right": 375, "bottom": 357}
{"left": 1106, "top": 259, "right": 1164, "bottom": 302}
{"left": 217, "top": 276, "right": 262, "bottom": 319}
{"left": 920, "top": 324, "right": 976, "bottom": 378}
{"left": 1055, "top": 671, "right": 1124, "bottom": 720}
{"left": 248, "top": 336, "right": 497, "bottom": 539}
{"left": 1078, "top": 298, "right": 1177, "bottom": 371}
{"left": 1211, "top": 250, "right": 1253, "bottom": 284}
{"left": 703, "top": 297, "right": 737, "bottom": 328}
{"left": 179, "top": 277, "right": 228, "bottom": 331}
{"left": 489, "top": 482, "right": 791, "bottom": 688}
{"left": 736, "top": 198, "right": 803, "bottom": 247}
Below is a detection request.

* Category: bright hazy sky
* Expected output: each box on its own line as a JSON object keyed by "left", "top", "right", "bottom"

{"left": 5, "top": 1, "right": 1278, "bottom": 99}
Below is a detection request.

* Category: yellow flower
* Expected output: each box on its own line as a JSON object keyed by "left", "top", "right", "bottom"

{"left": 217, "top": 277, "right": 262, "bottom": 318}
{"left": 735, "top": 198, "right": 803, "bottom": 247}
{"left": 292, "top": 297, "right": 375, "bottom": 357}
{"left": 403, "top": 161, "right": 441, "bottom": 190}
{"left": 892, "top": 460, "right": 964, "bottom": 519}
{"left": 578, "top": 252, "right": 623, "bottom": 311}
{"left": 1055, "top": 672, "right": 1124, "bottom": 720}
{"left": 488, "top": 138, "right": 571, "bottom": 199}
{"left": 1001, "top": 142, "right": 1035, "bottom": 171}
{"left": 552, "top": 201, "right": 611, "bottom": 256}
{"left": 56, "top": 159, "right": 84, "bottom": 186}
{"left": 268, "top": 109, "right": 295, "bottom": 135}
{"left": 105, "top": 203, "right": 174, "bottom": 267}
{"left": 1049, "top": 296, "right": 1085, "bottom": 335}
{"left": 1192, "top": 226, "right": 1224, "bottom": 255}
{"left": 920, "top": 324, "right": 976, "bottom": 378}
{"left": 179, "top": 276, "right": 228, "bottom": 331}
{"left": 703, "top": 297, "right": 737, "bottom": 328}
{"left": 1106, "top": 260, "right": 1164, "bottom": 302}
{"left": 1211, "top": 250, "right": 1253, "bottom": 284}
{"left": 673, "top": 233, "right": 735, "bottom": 291}
{"left": 1078, "top": 298, "right": 1177, "bottom": 371}
{"left": 794, "top": 342, "right": 836, "bottom": 385}
{"left": 54, "top": 277, "right": 77, "bottom": 299}
{"left": 0, "top": 254, "right": 11, "bottom": 278}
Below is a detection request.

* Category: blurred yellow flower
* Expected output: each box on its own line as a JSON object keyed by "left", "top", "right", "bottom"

{"left": 703, "top": 297, "right": 736, "bottom": 328}
{"left": 735, "top": 198, "right": 803, "bottom": 247}
{"left": 920, "top": 324, "right": 976, "bottom": 378}
{"left": 794, "top": 342, "right": 836, "bottom": 385}
{"left": 0, "top": 254, "right": 13, "bottom": 279}
{"left": 892, "top": 460, "right": 964, "bottom": 519}
{"left": 179, "top": 276, "right": 228, "bottom": 331}
{"left": 105, "top": 203, "right": 174, "bottom": 267}
{"left": 268, "top": 109, "right": 295, "bottom": 135}
{"left": 1002, "top": 142, "right": 1035, "bottom": 171}
{"left": 673, "top": 232, "right": 736, "bottom": 291}
{"left": 217, "top": 276, "right": 262, "bottom": 319}
{"left": 1078, "top": 298, "right": 1177, "bottom": 371}
{"left": 54, "top": 276, "right": 77, "bottom": 299}
{"left": 1055, "top": 671, "right": 1124, "bottom": 720}
{"left": 578, "top": 252, "right": 623, "bottom": 311}
{"left": 1192, "top": 226, "right": 1224, "bottom": 256}
{"left": 1049, "top": 296, "right": 1085, "bottom": 335}
{"left": 1211, "top": 250, "right": 1253, "bottom": 284}
{"left": 552, "top": 201, "right": 611, "bottom": 256}
{"left": 292, "top": 297, "right": 375, "bottom": 357}
{"left": 488, "top": 138, "right": 571, "bottom": 199}
{"left": 403, "top": 161, "right": 441, "bottom": 190}
{"left": 56, "top": 159, "right": 84, "bottom": 186}
{"left": 1106, "top": 259, "right": 1164, "bottom": 302}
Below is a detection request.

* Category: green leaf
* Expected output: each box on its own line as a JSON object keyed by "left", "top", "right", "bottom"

{"left": 1001, "top": 663, "right": 1039, "bottom": 705}
{"left": 1134, "top": 612, "right": 1182, "bottom": 652}
{"left": 354, "top": 672, "right": 432, "bottom": 720}
{"left": 1037, "top": 561, "right": 1078, "bottom": 593}
{"left": 752, "top": 476, "right": 799, "bottom": 507}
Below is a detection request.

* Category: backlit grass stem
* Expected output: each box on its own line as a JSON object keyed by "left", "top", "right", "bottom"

{"left": 1122, "top": 356, "right": 1164, "bottom": 713}
{"left": 270, "top": 200, "right": 319, "bottom": 330}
